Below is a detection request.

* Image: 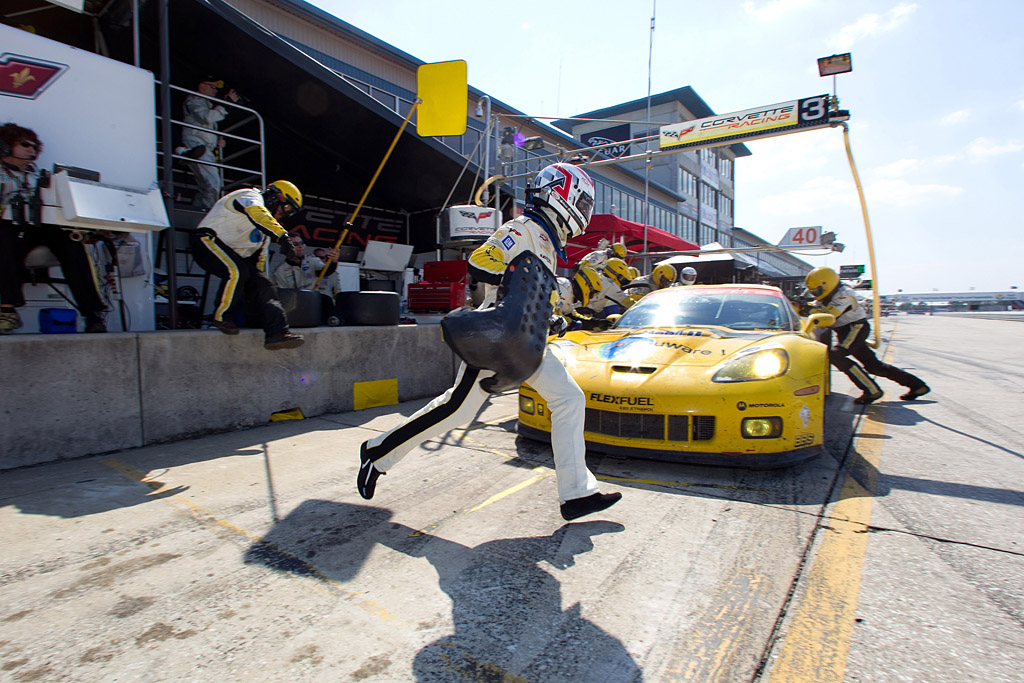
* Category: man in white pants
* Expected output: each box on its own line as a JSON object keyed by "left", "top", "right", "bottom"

{"left": 358, "top": 163, "right": 621, "bottom": 521}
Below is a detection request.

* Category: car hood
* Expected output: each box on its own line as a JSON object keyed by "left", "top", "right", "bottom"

{"left": 552, "top": 327, "right": 783, "bottom": 370}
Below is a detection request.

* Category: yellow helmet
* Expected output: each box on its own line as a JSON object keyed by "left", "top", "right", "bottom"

{"left": 609, "top": 242, "right": 627, "bottom": 259}
{"left": 805, "top": 266, "right": 839, "bottom": 300}
{"left": 604, "top": 258, "right": 632, "bottom": 288}
{"left": 265, "top": 180, "right": 303, "bottom": 216}
{"left": 627, "top": 266, "right": 640, "bottom": 280}
{"left": 572, "top": 266, "right": 602, "bottom": 308}
{"left": 652, "top": 263, "right": 676, "bottom": 288}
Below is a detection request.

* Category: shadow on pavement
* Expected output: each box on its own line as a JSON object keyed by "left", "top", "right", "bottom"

{"left": 243, "top": 501, "right": 639, "bottom": 681}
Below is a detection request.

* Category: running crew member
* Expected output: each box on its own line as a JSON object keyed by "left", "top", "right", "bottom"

{"left": 805, "top": 266, "right": 930, "bottom": 405}
{"left": 190, "top": 180, "right": 305, "bottom": 350}
{"left": 358, "top": 163, "right": 621, "bottom": 521}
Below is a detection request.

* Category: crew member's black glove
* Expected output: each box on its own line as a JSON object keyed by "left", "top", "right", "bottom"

{"left": 277, "top": 233, "right": 297, "bottom": 261}
{"left": 548, "top": 315, "right": 569, "bottom": 337}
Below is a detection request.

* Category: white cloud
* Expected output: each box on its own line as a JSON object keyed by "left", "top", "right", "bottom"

{"left": 940, "top": 109, "right": 970, "bottom": 126}
{"left": 875, "top": 159, "right": 920, "bottom": 178}
{"left": 742, "top": 0, "right": 816, "bottom": 22}
{"left": 751, "top": 174, "right": 962, "bottom": 217}
{"left": 1017, "top": 99, "right": 1024, "bottom": 114}
{"left": 874, "top": 155, "right": 956, "bottom": 178}
{"left": 752, "top": 176, "right": 859, "bottom": 216}
{"left": 966, "top": 137, "right": 1024, "bottom": 161}
{"left": 740, "top": 129, "right": 843, "bottom": 181}
{"left": 865, "top": 178, "right": 963, "bottom": 207}
{"left": 829, "top": 2, "right": 918, "bottom": 51}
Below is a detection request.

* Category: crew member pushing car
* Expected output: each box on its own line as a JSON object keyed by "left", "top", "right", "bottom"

{"left": 805, "top": 266, "right": 930, "bottom": 405}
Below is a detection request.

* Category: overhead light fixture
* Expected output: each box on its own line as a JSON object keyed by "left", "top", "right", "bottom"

{"left": 522, "top": 136, "right": 544, "bottom": 151}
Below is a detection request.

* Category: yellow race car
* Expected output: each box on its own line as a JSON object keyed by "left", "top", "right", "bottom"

{"left": 518, "top": 284, "right": 835, "bottom": 468}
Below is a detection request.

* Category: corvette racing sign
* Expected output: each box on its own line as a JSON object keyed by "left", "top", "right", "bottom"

{"left": 660, "top": 95, "right": 838, "bottom": 150}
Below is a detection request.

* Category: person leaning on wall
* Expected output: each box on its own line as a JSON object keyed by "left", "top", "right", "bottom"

{"left": 0, "top": 122, "right": 107, "bottom": 334}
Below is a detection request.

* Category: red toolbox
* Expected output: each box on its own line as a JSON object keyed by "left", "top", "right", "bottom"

{"left": 407, "top": 260, "right": 468, "bottom": 313}
{"left": 424, "top": 260, "right": 467, "bottom": 284}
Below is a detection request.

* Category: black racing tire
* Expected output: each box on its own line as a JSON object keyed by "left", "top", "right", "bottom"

{"left": 336, "top": 291, "right": 400, "bottom": 326}
{"left": 277, "top": 288, "right": 324, "bottom": 328}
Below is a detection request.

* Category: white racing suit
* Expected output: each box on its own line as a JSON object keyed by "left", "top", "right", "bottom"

{"left": 182, "top": 94, "right": 229, "bottom": 209}
{"left": 363, "top": 212, "right": 600, "bottom": 504}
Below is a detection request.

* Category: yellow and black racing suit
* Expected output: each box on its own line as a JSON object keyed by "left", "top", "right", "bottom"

{"left": 190, "top": 187, "right": 291, "bottom": 338}
{"left": 816, "top": 284, "right": 927, "bottom": 397}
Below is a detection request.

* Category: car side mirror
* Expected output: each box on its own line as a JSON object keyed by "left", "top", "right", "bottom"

{"left": 801, "top": 312, "right": 835, "bottom": 336}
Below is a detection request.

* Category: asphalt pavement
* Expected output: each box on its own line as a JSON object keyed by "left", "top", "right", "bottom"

{"left": 0, "top": 315, "right": 1021, "bottom": 682}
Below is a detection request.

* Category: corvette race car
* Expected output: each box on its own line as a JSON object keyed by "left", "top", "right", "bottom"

{"left": 518, "top": 284, "right": 835, "bottom": 468}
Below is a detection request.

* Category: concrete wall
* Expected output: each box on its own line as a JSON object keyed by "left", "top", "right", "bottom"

{"left": 0, "top": 325, "right": 456, "bottom": 470}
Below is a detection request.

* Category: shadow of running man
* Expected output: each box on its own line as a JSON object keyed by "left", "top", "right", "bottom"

{"left": 242, "top": 500, "right": 639, "bottom": 681}
{"left": 382, "top": 520, "right": 640, "bottom": 682}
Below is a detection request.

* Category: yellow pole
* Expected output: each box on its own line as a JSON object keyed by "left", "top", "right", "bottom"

{"left": 315, "top": 99, "right": 421, "bottom": 289}
{"left": 473, "top": 174, "right": 505, "bottom": 207}
{"left": 839, "top": 122, "right": 881, "bottom": 348}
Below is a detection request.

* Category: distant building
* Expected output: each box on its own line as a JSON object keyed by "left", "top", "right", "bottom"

{"left": 882, "top": 291, "right": 1023, "bottom": 311}
{"left": 553, "top": 87, "right": 751, "bottom": 246}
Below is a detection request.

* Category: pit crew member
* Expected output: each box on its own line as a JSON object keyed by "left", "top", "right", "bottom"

{"left": 357, "top": 163, "right": 621, "bottom": 521}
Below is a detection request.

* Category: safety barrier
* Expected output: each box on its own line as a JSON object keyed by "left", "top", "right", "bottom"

{"left": 0, "top": 325, "right": 457, "bottom": 470}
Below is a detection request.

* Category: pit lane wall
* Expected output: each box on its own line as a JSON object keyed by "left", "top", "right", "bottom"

{"left": 0, "top": 325, "right": 456, "bottom": 470}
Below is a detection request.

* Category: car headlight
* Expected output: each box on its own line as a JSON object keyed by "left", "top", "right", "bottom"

{"left": 712, "top": 347, "right": 789, "bottom": 383}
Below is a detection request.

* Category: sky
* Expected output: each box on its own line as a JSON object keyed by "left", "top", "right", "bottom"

{"left": 308, "top": 0, "right": 1023, "bottom": 295}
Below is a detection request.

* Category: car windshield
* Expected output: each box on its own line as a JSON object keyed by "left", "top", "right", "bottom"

{"left": 615, "top": 289, "right": 796, "bottom": 331}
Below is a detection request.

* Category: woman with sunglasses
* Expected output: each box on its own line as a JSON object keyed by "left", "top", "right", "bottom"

{"left": 0, "top": 123, "right": 107, "bottom": 334}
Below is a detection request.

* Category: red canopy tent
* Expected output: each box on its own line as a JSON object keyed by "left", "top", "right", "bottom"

{"left": 559, "top": 214, "right": 698, "bottom": 269}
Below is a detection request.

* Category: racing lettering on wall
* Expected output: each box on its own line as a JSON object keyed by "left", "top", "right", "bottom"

{"left": 287, "top": 195, "right": 406, "bottom": 251}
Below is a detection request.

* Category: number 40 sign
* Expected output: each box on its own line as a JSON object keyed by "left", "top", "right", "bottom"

{"left": 777, "top": 226, "right": 823, "bottom": 247}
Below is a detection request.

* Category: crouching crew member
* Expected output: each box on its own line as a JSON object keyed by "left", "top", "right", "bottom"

{"left": 357, "top": 163, "right": 621, "bottom": 522}
{"left": 805, "top": 266, "right": 930, "bottom": 405}
{"left": 190, "top": 180, "right": 305, "bottom": 350}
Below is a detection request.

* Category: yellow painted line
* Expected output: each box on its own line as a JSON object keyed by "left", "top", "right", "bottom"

{"left": 468, "top": 469, "right": 551, "bottom": 513}
{"left": 101, "top": 457, "right": 409, "bottom": 627}
{"left": 767, "top": 344, "right": 894, "bottom": 682}
{"left": 408, "top": 466, "right": 553, "bottom": 537}
{"left": 665, "top": 570, "right": 769, "bottom": 680}
{"left": 102, "top": 457, "right": 262, "bottom": 543}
